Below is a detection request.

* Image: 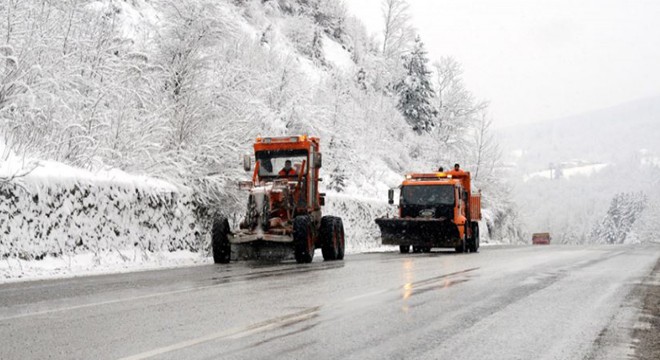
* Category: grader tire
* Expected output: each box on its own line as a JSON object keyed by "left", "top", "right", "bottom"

{"left": 212, "top": 217, "right": 231, "bottom": 264}
{"left": 294, "top": 216, "right": 314, "bottom": 264}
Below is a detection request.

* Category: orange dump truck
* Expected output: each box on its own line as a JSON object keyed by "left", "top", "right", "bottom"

{"left": 375, "top": 171, "right": 481, "bottom": 253}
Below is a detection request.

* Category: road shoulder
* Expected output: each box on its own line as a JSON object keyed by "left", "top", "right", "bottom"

{"left": 632, "top": 257, "right": 660, "bottom": 359}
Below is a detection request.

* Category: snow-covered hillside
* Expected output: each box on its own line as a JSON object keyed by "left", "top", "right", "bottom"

{"left": 498, "top": 96, "right": 660, "bottom": 172}
{"left": 0, "top": 0, "right": 518, "bottom": 279}
{"left": 500, "top": 97, "right": 660, "bottom": 244}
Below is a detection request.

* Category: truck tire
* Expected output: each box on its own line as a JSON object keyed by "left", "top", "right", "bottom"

{"left": 335, "top": 217, "right": 345, "bottom": 260}
{"left": 321, "top": 216, "right": 338, "bottom": 261}
{"left": 467, "top": 224, "right": 476, "bottom": 253}
{"left": 455, "top": 226, "right": 467, "bottom": 253}
{"left": 212, "top": 217, "right": 231, "bottom": 264}
{"left": 399, "top": 245, "right": 410, "bottom": 253}
{"left": 294, "top": 215, "right": 314, "bottom": 263}
{"left": 470, "top": 223, "right": 480, "bottom": 253}
{"left": 455, "top": 240, "right": 466, "bottom": 253}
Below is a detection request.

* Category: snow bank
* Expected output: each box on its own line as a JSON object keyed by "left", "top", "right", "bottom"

{"left": 0, "top": 179, "right": 211, "bottom": 258}
{"left": 1, "top": 250, "right": 210, "bottom": 283}
{"left": 0, "top": 157, "right": 213, "bottom": 280}
{"left": 1, "top": 159, "right": 176, "bottom": 192}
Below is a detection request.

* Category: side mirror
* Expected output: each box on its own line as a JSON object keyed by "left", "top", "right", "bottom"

{"left": 243, "top": 154, "right": 252, "bottom": 172}
{"left": 238, "top": 181, "right": 254, "bottom": 191}
{"left": 319, "top": 195, "right": 325, "bottom": 206}
{"left": 314, "top": 153, "right": 322, "bottom": 169}
{"left": 388, "top": 189, "right": 394, "bottom": 205}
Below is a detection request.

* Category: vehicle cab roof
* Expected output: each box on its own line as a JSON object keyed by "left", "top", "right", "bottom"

{"left": 401, "top": 173, "right": 461, "bottom": 187}
{"left": 254, "top": 135, "right": 320, "bottom": 152}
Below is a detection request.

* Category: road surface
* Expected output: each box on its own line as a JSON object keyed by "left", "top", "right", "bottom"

{"left": 1, "top": 244, "right": 658, "bottom": 359}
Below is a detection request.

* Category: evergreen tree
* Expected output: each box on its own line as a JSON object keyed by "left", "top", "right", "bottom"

{"left": 591, "top": 192, "right": 647, "bottom": 244}
{"left": 636, "top": 193, "right": 660, "bottom": 243}
{"left": 395, "top": 36, "right": 437, "bottom": 133}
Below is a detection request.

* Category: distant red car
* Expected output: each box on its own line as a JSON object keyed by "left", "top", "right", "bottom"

{"left": 532, "top": 233, "right": 551, "bottom": 245}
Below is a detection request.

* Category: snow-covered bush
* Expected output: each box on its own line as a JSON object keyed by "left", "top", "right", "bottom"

{"left": 324, "top": 194, "right": 392, "bottom": 253}
{"left": 0, "top": 174, "right": 212, "bottom": 261}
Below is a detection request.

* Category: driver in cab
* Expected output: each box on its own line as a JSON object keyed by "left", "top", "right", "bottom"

{"left": 278, "top": 160, "right": 297, "bottom": 177}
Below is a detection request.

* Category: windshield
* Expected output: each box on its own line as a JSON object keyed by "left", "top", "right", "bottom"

{"left": 401, "top": 185, "right": 455, "bottom": 206}
{"left": 256, "top": 150, "right": 308, "bottom": 178}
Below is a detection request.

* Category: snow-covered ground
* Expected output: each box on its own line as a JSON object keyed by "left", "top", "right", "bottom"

{"left": 1, "top": 158, "right": 177, "bottom": 191}
{"left": 322, "top": 35, "right": 354, "bottom": 71}
{"left": 0, "top": 250, "right": 210, "bottom": 284}
{"left": 523, "top": 163, "right": 608, "bottom": 182}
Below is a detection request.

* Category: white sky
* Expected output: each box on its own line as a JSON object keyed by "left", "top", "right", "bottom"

{"left": 345, "top": 0, "right": 660, "bottom": 127}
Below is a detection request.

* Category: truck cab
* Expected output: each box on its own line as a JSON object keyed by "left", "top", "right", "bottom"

{"left": 377, "top": 172, "right": 481, "bottom": 253}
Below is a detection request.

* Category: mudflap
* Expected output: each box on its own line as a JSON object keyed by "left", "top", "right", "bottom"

{"left": 375, "top": 218, "right": 461, "bottom": 248}
{"left": 231, "top": 241, "right": 295, "bottom": 262}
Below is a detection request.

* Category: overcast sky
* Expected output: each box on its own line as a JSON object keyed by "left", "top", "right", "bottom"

{"left": 346, "top": 0, "right": 660, "bottom": 128}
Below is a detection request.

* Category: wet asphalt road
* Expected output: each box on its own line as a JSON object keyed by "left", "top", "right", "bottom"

{"left": 1, "top": 244, "right": 658, "bottom": 360}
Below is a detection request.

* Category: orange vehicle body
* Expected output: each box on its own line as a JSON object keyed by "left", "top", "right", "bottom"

{"left": 375, "top": 171, "right": 482, "bottom": 253}
{"left": 399, "top": 171, "right": 482, "bottom": 241}
{"left": 251, "top": 135, "right": 323, "bottom": 217}
{"left": 210, "top": 135, "right": 345, "bottom": 264}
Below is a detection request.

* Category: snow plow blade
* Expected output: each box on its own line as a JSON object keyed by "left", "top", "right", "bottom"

{"left": 375, "top": 218, "right": 460, "bottom": 247}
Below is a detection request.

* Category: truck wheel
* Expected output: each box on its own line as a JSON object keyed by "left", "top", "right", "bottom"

{"left": 399, "top": 245, "right": 410, "bottom": 253}
{"left": 412, "top": 246, "right": 422, "bottom": 253}
{"left": 464, "top": 223, "right": 476, "bottom": 253}
{"left": 455, "top": 240, "right": 466, "bottom": 253}
{"left": 471, "top": 223, "right": 480, "bottom": 253}
{"left": 212, "top": 217, "right": 231, "bottom": 264}
{"left": 335, "top": 218, "right": 345, "bottom": 260}
{"left": 455, "top": 227, "right": 467, "bottom": 254}
{"left": 321, "top": 216, "right": 338, "bottom": 261}
{"left": 294, "top": 216, "right": 314, "bottom": 264}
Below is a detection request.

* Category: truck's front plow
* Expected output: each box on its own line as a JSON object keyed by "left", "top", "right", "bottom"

{"left": 375, "top": 218, "right": 461, "bottom": 248}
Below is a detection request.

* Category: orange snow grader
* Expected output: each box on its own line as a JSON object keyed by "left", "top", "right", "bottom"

{"left": 211, "top": 135, "right": 345, "bottom": 264}
{"left": 375, "top": 170, "right": 481, "bottom": 253}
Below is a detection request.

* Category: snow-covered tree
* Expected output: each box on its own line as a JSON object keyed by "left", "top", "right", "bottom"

{"left": 344, "top": 16, "right": 370, "bottom": 65}
{"left": 591, "top": 192, "right": 648, "bottom": 244}
{"left": 636, "top": 192, "right": 660, "bottom": 243}
{"left": 283, "top": 15, "right": 319, "bottom": 59}
{"left": 432, "top": 57, "right": 487, "bottom": 156}
{"left": 381, "top": 0, "right": 414, "bottom": 60}
{"left": 312, "top": 0, "right": 347, "bottom": 40}
{"left": 395, "top": 36, "right": 437, "bottom": 133}
{"left": 470, "top": 112, "right": 501, "bottom": 182}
